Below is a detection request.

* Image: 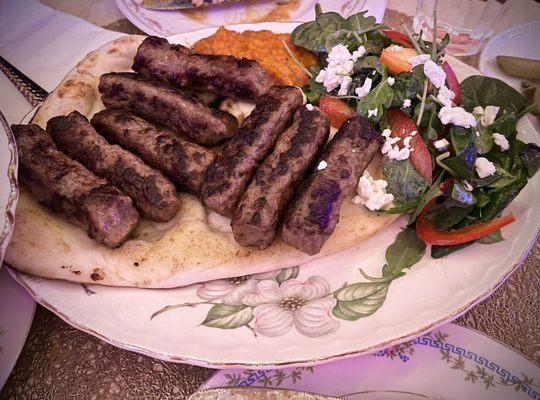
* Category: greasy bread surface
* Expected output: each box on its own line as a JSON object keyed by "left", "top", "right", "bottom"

{"left": 5, "top": 35, "right": 398, "bottom": 288}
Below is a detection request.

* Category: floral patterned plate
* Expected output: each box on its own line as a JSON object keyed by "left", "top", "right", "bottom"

{"left": 8, "top": 22, "right": 540, "bottom": 369}
{"left": 198, "top": 323, "right": 540, "bottom": 399}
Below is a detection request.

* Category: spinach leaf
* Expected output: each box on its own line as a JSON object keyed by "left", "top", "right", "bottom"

{"left": 391, "top": 65, "right": 425, "bottom": 108}
{"left": 460, "top": 76, "right": 528, "bottom": 115}
{"left": 383, "top": 227, "right": 426, "bottom": 278}
{"left": 383, "top": 159, "right": 428, "bottom": 207}
{"left": 410, "top": 173, "right": 444, "bottom": 222}
{"left": 433, "top": 205, "right": 474, "bottom": 230}
{"left": 444, "top": 132, "right": 477, "bottom": 180}
{"left": 520, "top": 143, "right": 540, "bottom": 177}
{"left": 450, "top": 182, "right": 476, "bottom": 207}
{"left": 474, "top": 125, "right": 494, "bottom": 154}
{"left": 477, "top": 230, "right": 504, "bottom": 244}
{"left": 486, "top": 166, "right": 516, "bottom": 189}
{"left": 302, "top": 66, "right": 325, "bottom": 104}
{"left": 291, "top": 8, "right": 346, "bottom": 53}
{"left": 353, "top": 55, "right": 384, "bottom": 74}
{"left": 356, "top": 68, "right": 393, "bottom": 123}
{"left": 473, "top": 176, "right": 527, "bottom": 222}
{"left": 431, "top": 242, "right": 474, "bottom": 258}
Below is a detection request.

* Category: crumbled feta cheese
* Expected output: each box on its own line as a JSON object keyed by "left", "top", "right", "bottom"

{"left": 492, "top": 132, "right": 509, "bottom": 151}
{"left": 381, "top": 128, "right": 413, "bottom": 161}
{"left": 354, "top": 77, "right": 372, "bottom": 98}
{"left": 438, "top": 106, "right": 477, "bottom": 128}
{"left": 368, "top": 108, "right": 378, "bottom": 118}
{"left": 387, "top": 77, "right": 395, "bottom": 86}
{"left": 410, "top": 131, "right": 417, "bottom": 136}
{"left": 402, "top": 99, "right": 411, "bottom": 108}
{"left": 351, "top": 46, "right": 366, "bottom": 61}
{"left": 389, "top": 45, "right": 403, "bottom": 52}
{"left": 338, "top": 76, "right": 352, "bottom": 96}
{"left": 403, "top": 136, "right": 413, "bottom": 147}
{"left": 472, "top": 105, "right": 500, "bottom": 127}
{"left": 436, "top": 85, "right": 455, "bottom": 107}
{"left": 352, "top": 171, "right": 394, "bottom": 211}
{"left": 462, "top": 180, "right": 473, "bottom": 191}
{"left": 387, "top": 146, "right": 411, "bottom": 161}
{"left": 305, "top": 104, "right": 314, "bottom": 111}
{"left": 408, "top": 54, "right": 431, "bottom": 67}
{"left": 424, "top": 60, "right": 446, "bottom": 89}
{"left": 475, "top": 131, "right": 480, "bottom": 137}
{"left": 382, "top": 128, "right": 392, "bottom": 138}
{"left": 433, "top": 138, "right": 450, "bottom": 151}
{"left": 317, "top": 160, "right": 328, "bottom": 170}
{"left": 315, "top": 44, "right": 367, "bottom": 95}
{"left": 475, "top": 157, "right": 496, "bottom": 178}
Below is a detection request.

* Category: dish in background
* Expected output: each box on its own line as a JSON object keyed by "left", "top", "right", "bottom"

{"left": 114, "top": 0, "right": 388, "bottom": 36}
{"left": 199, "top": 323, "right": 540, "bottom": 400}
{"left": 479, "top": 21, "right": 540, "bottom": 90}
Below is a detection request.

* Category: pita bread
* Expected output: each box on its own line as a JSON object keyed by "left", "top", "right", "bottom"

{"left": 6, "top": 35, "right": 398, "bottom": 288}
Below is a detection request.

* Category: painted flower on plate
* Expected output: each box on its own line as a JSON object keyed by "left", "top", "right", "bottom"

{"left": 243, "top": 277, "right": 340, "bottom": 337}
{"left": 197, "top": 271, "right": 280, "bottom": 305}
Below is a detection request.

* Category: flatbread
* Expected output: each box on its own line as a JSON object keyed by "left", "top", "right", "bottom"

{"left": 6, "top": 35, "right": 398, "bottom": 288}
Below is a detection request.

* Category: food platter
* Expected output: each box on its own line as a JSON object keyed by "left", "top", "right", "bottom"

{"left": 8, "top": 22, "right": 539, "bottom": 368}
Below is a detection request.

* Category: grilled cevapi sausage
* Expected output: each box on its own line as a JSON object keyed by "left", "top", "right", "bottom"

{"left": 12, "top": 124, "right": 139, "bottom": 248}
{"left": 201, "top": 85, "right": 304, "bottom": 217}
{"left": 91, "top": 109, "right": 216, "bottom": 194}
{"left": 281, "top": 116, "right": 381, "bottom": 255}
{"left": 99, "top": 72, "right": 238, "bottom": 146}
{"left": 47, "top": 111, "right": 180, "bottom": 222}
{"left": 231, "top": 106, "right": 330, "bottom": 249}
{"left": 132, "top": 36, "right": 274, "bottom": 100}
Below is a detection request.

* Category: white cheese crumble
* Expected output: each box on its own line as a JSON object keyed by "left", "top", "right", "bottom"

{"left": 305, "top": 103, "right": 314, "bottom": 111}
{"left": 473, "top": 105, "right": 500, "bottom": 127}
{"left": 352, "top": 171, "right": 394, "bottom": 211}
{"left": 315, "top": 44, "right": 366, "bottom": 96}
{"left": 317, "top": 160, "right": 328, "bottom": 170}
{"left": 462, "top": 180, "right": 474, "bottom": 191}
{"left": 381, "top": 128, "right": 414, "bottom": 161}
{"left": 438, "top": 106, "right": 477, "bottom": 128}
{"left": 475, "top": 157, "right": 496, "bottom": 178}
{"left": 402, "top": 99, "right": 411, "bottom": 108}
{"left": 433, "top": 138, "right": 450, "bottom": 151}
{"left": 408, "top": 54, "right": 431, "bottom": 67}
{"left": 423, "top": 60, "right": 446, "bottom": 89}
{"left": 436, "top": 85, "right": 455, "bottom": 107}
{"left": 354, "top": 77, "right": 372, "bottom": 98}
{"left": 389, "top": 45, "right": 403, "bottom": 52}
{"left": 368, "top": 108, "right": 378, "bottom": 118}
{"left": 492, "top": 132, "right": 509, "bottom": 151}
{"left": 387, "top": 77, "right": 395, "bottom": 86}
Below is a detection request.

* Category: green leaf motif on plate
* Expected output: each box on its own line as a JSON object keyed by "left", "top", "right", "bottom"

{"left": 276, "top": 266, "right": 300, "bottom": 284}
{"left": 202, "top": 304, "right": 253, "bottom": 329}
{"left": 332, "top": 282, "right": 390, "bottom": 321}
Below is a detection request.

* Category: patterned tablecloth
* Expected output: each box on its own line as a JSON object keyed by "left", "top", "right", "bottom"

{"left": 1, "top": 3, "right": 539, "bottom": 399}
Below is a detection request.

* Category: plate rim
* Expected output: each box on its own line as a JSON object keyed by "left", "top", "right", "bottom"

{"left": 10, "top": 21, "right": 540, "bottom": 369}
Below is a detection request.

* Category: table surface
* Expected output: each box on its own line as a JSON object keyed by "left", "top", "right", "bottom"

{"left": 1, "top": 2, "right": 539, "bottom": 399}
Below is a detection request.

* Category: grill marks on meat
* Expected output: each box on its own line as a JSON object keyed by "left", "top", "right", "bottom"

{"left": 91, "top": 109, "right": 216, "bottom": 194}
{"left": 132, "top": 36, "right": 274, "bottom": 100}
{"left": 47, "top": 111, "right": 180, "bottom": 222}
{"left": 201, "top": 86, "right": 304, "bottom": 217}
{"left": 99, "top": 72, "right": 238, "bottom": 146}
{"left": 281, "top": 116, "right": 381, "bottom": 255}
{"left": 12, "top": 124, "right": 139, "bottom": 248}
{"left": 232, "top": 107, "right": 330, "bottom": 249}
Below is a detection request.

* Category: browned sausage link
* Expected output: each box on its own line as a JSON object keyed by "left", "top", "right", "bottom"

{"left": 232, "top": 107, "right": 330, "bottom": 249}
{"left": 91, "top": 110, "right": 216, "bottom": 194}
{"left": 47, "top": 111, "right": 180, "bottom": 222}
{"left": 201, "top": 86, "right": 304, "bottom": 217}
{"left": 132, "top": 36, "right": 274, "bottom": 100}
{"left": 99, "top": 72, "right": 238, "bottom": 146}
{"left": 281, "top": 116, "right": 381, "bottom": 255}
{"left": 12, "top": 124, "right": 139, "bottom": 248}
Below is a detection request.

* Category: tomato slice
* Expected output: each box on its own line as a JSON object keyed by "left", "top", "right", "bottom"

{"left": 318, "top": 96, "right": 356, "bottom": 128}
{"left": 386, "top": 108, "right": 433, "bottom": 185}
{"left": 380, "top": 47, "right": 418, "bottom": 75}
{"left": 381, "top": 29, "right": 413, "bottom": 48}
{"left": 442, "top": 62, "right": 461, "bottom": 104}
{"left": 416, "top": 197, "right": 515, "bottom": 245}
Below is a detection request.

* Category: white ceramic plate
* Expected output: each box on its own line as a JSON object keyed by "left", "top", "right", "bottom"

{"left": 9, "top": 23, "right": 540, "bottom": 369}
{"left": 0, "top": 111, "right": 35, "bottom": 389}
{"left": 479, "top": 21, "right": 540, "bottom": 90}
{"left": 114, "top": 0, "right": 387, "bottom": 37}
{"left": 198, "top": 323, "right": 540, "bottom": 399}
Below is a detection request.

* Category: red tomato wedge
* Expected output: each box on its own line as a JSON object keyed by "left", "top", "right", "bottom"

{"left": 380, "top": 47, "right": 418, "bottom": 75}
{"left": 442, "top": 62, "right": 461, "bottom": 104}
{"left": 416, "top": 197, "right": 516, "bottom": 245}
{"left": 381, "top": 29, "right": 413, "bottom": 48}
{"left": 319, "top": 96, "right": 356, "bottom": 128}
{"left": 386, "top": 108, "right": 433, "bottom": 185}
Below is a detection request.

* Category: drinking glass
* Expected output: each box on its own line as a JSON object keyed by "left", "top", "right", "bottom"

{"left": 413, "top": 0, "right": 509, "bottom": 56}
